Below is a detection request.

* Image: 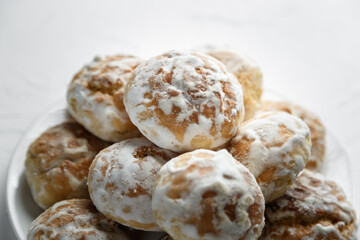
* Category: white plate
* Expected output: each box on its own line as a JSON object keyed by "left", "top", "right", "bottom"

{"left": 6, "top": 97, "right": 354, "bottom": 240}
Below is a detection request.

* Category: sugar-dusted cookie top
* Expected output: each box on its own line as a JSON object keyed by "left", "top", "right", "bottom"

{"left": 227, "top": 111, "right": 311, "bottom": 203}
{"left": 152, "top": 149, "right": 265, "bottom": 240}
{"left": 260, "top": 100, "right": 326, "bottom": 171}
{"left": 88, "top": 137, "right": 177, "bottom": 231}
{"left": 124, "top": 50, "right": 244, "bottom": 152}
{"left": 25, "top": 121, "right": 109, "bottom": 209}
{"left": 67, "top": 54, "right": 142, "bottom": 142}
{"left": 27, "top": 199, "right": 129, "bottom": 240}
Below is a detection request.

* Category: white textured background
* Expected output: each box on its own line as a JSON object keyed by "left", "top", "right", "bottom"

{"left": 1, "top": 0, "right": 359, "bottom": 239}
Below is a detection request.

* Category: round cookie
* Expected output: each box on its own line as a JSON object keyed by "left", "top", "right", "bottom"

{"left": 67, "top": 54, "right": 142, "bottom": 142}
{"left": 206, "top": 48, "right": 263, "bottom": 121}
{"left": 260, "top": 100, "right": 326, "bottom": 171}
{"left": 260, "top": 169, "right": 358, "bottom": 239}
{"left": 124, "top": 50, "right": 245, "bottom": 152}
{"left": 152, "top": 149, "right": 265, "bottom": 240}
{"left": 28, "top": 199, "right": 129, "bottom": 240}
{"left": 88, "top": 137, "right": 177, "bottom": 231}
{"left": 25, "top": 122, "right": 110, "bottom": 209}
{"left": 227, "top": 111, "right": 311, "bottom": 203}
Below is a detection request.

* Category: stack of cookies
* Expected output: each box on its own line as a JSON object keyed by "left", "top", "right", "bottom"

{"left": 25, "top": 48, "right": 357, "bottom": 240}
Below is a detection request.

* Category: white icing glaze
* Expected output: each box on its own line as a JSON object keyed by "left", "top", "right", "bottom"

{"left": 152, "top": 149, "right": 265, "bottom": 240}
{"left": 67, "top": 55, "right": 142, "bottom": 142}
{"left": 228, "top": 111, "right": 311, "bottom": 202}
{"left": 88, "top": 138, "right": 177, "bottom": 231}
{"left": 27, "top": 199, "right": 129, "bottom": 240}
{"left": 260, "top": 100, "right": 326, "bottom": 171}
{"left": 124, "top": 50, "right": 244, "bottom": 152}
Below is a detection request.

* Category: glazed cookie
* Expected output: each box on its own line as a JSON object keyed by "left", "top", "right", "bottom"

{"left": 25, "top": 122, "right": 109, "bottom": 209}
{"left": 260, "top": 100, "right": 326, "bottom": 171}
{"left": 152, "top": 149, "right": 265, "bottom": 240}
{"left": 28, "top": 199, "right": 129, "bottom": 240}
{"left": 206, "top": 48, "right": 263, "bottom": 120}
{"left": 260, "top": 169, "right": 358, "bottom": 239}
{"left": 88, "top": 138, "right": 177, "bottom": 231}
{"left": 124, "top": 50, "right": 244, "bottom": 152}
{"left": 67, "top": 54, "right": 142, "bottom": 142}
{"left": 227, "top": 111, "right": 311, "bottom": 203}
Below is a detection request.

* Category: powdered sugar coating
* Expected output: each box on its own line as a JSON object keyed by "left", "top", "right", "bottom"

{"left": 88, "top": 138, "right": 177, "bottom": 231}
{"left": 259, "top": 100, "right": 326, "bottom": 171}
{"left": 124, "top": 50, "right": 244, "bottom": 152}
{"left": 227, "top": 111, "right": 311, "bottom": 203}
{"left": 67, "top": 55, "right": 142, "bottom": 142}
{"left": 260, "top": 170, "right": 358, "bottom": 239}
{"left": 152, "top": 149, "right": 265, "bottom": 240}
{"left": 28, "top": 199, "right": 129, "bottom": 240}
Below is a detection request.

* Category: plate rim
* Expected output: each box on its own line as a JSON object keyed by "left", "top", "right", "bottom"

{"left": 6, "top": 98, "right": 68, "bottom": 240}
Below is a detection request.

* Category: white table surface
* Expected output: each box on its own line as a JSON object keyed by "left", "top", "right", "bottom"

{"left": 1, "top": 0, "right": 359, "bottom": 239}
